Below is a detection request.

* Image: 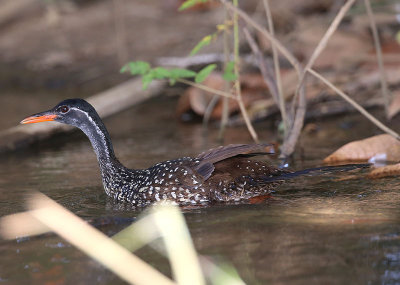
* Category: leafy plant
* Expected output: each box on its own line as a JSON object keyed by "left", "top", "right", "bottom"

{"left": 121, "top": 0, "right": 258, "bottom": 143}
{"left": 190, "top": 35, "right": 214, "bottom": 56}
{"left": 121, "top": 61, "right": 217, "bottom": 89}
{"left": 222, "top": 61, "right": 236, "bottom": 81}
{"left": 189, "top": 20, "right": 233, "bottom": 56}
{"left": 195, "top": 64, "right": 217, "bottom": 83}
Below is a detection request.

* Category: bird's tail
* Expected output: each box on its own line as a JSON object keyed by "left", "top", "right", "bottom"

{"left": 266, "top": 163, "right": 370, "bottom": 182}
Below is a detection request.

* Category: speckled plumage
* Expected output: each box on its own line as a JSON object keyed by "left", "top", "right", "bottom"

{"left": 98, "top": 147, "right": 287, "bottom": 206}
{"left": 22, "top": 99, "right": 366, "bottom": 206}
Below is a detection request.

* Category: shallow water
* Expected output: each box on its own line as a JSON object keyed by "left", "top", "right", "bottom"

{"left": 1, "top": 96, "right": 400, "bottom": 284}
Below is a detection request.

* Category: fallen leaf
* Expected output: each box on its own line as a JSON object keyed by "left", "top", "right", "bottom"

{"left": 324, "top": 134, "right": 400, "bottom": 163}
{"left": 176, "top": 72, "right": 268, "bottom": 120}
{"left": 368, "top": 163, "right": 400, "bottom": 179}
{"left": 388, "top": 90, "right": 400, "bottom": 119}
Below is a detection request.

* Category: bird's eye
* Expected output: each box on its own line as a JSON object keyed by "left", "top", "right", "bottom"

{"left": 59, "top": 106, "right": 69, "bottom": 113}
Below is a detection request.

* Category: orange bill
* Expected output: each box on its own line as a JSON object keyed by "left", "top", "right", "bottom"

{"left": 20, "top": 114, "right": 57, "bottom": 124}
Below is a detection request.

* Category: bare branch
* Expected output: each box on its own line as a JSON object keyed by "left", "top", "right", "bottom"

{"left": 308, "top": 69, "right": 400, "bottom": 140}
{"left": 177, "top": 78, "right": 236, "bottom": 99}
{"left": 262, "top": 0, "right": 288, "bottom": 132}
{"left": 294, "top": 0, "right": 356, "bottom": 98}
{"left": 364, "top": 0, "right": 391, "bottom": 117}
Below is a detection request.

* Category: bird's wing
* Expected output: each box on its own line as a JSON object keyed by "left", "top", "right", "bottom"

{"left": 195, "top": 144, "right": 275, "bottom": 180}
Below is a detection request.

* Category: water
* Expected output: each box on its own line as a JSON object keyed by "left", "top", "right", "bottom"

{"left": 1, "top": 96, "right": 400, "bottom": 284}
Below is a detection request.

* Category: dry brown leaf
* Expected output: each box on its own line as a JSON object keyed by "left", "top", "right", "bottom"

{"left": 368, "top": 163, "right": 400, "bottom": 179}
{"left": 324, "top": 134, "right": 400, "bottom": 163}
{"left": 176, "top": 73, "right": 268, "bottom": 120}
{"left": 388, "top": 90, "right": 400, "bottom": 119}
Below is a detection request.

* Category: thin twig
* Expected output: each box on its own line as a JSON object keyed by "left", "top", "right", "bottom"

{"left": 157, "top": 53, "right": 261, "bottom": 68}
{"left": 177, "top": 78, "right": 236, "bottom": 99}
{"left": 308, "top": 68, "right": 400, "bottom": 139}
{"left": 203, "top": 95, "right": 220, "bottom": 127}
{"left": 220, "top": 0, "right": 306, "bottom": 157}
{"left": 243, "top": 28, "right": 279, "bottom": 104}
{"left": 262, "top": 0, "right": 288, "bottom": 133}
{"left": 157, "top": 53, "right": 229, "bottom": 67}
{"left": 244, "top": 27, "right": 300, "bottom": 148}
{"left": 281, "top": 84, "right": 307, "bottom": 159}
{"left": 291, "top": 0, "right": 356, "bottom": 121}
{"left": 232, "top": 0, "right": 259, "bottom": 142}
{"left": 363, "top": 0, "right": 390, "bottom": 117}
{"left": 112, "top": 0, "right": 129, "bottom": 65}
{"left": 219, "top": 0, "right": 301, "bottom": 74}
{"left": 219, "top": 9, "right": 233, "bottom": 140}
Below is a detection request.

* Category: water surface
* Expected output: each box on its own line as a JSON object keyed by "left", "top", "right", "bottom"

{"left": 1, "top": 96, "right": 400, "bottom": 284}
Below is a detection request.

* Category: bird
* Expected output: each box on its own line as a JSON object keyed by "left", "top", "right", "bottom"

{"left": 21, "top": 98, "right": 366, "bottom": 206}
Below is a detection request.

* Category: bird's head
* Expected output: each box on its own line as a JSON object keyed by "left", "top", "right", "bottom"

{"left": 20, "top": 98, "right": 98, "bottom": 129}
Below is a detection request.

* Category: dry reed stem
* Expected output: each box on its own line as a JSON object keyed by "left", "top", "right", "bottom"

{"left": 0, "top": 212, "right": 49, "bottom": 238}
{"left": 363, "top": 0, "right": 390, "bottom": 116}
{"left": 232, "top": 0, "right": 259, "bottom": 142}
{"left": 243, "top": 27, "right": 301, "bottom": 150}
{"left": 220, "top": 0, "right": 306, "bottom": 157}
{"left": 203, "top": 95, "right": 220, "bottom": 127}
{"left": 199, "top": 256, "right": 246, "bottom": 285}
{"left": 113, "top": 207, "right": 245, "bottom": 284}
{"left": 113, "top": 206, "right": 207, "bottom": 285}
{"left": 178, "top": 78, "right": 236, "bottom": 99}
{"left": 152, "top": 206, "right": 206, "bottom": 285}
{"left": 219, "top": 0, "right": 301, "bottom": 73}
{"left": 235, "top": 79, "right": 259, "bottom": 142}
{"left": 219, "top": 9, "right": 233, "bottom": 140}
{"left": 112, "top": 214, "right": 160, "bottom": 252}
{"left": 1, "top": 193, "right": 176, "bottom": 285}
{"left": 294, "top": 0, "right": 356, "bottom": 100}
{"left": 281, "top": 85, "right": 306, "bottom": 158}
{"left": 308, "top": 68, "right": 400, "bottom": 139}
{"left": 243, "top": 28, "right": 279, "bottom": 104}
{"left": 262, "top": 0, "right": 287, "bottom": 132}
{"left": 1, "top": 195, "right": 210, "bottom": 285}
{"left": 289, "top": 0, "right": 355, "bottom": 135}
{"left": 112, "top": 0, "right": 128, "bottom": 65}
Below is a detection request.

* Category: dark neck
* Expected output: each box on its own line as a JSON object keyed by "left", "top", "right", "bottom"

{"left": 78, "top": 113, "right": 120, "bottom": 168}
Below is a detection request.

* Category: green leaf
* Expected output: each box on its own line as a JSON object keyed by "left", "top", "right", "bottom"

{"left": 151, "top": 67, "right": 170, "bottom": 79}
{"left": 195, "top": 64, "right": 216, "bottom": 83}
{"left": 223, "top": 61, "right": 237, "bottom": 81}
{"left": 169, "top": 68, "right": 197, "bottom": 79}
{"left": 121, "top": 61, "right": 151, "bottom": 75}
{"left": 190, "top": 35, "right": 212, "bottom": 56}
{"left": 141, "top": 73, "right": 154, "bottom": 90}
{"left": 178, "top": 0, "right": 208, "bottom": 11}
